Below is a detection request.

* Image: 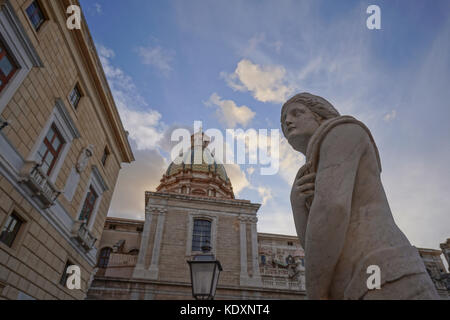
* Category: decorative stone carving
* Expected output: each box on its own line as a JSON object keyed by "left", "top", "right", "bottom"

{"left": 71, "top": 221, "right": 97, "bottom": 251}
{"left": 281, "top": 92, "right": 439, "bottom": 300}
{"left": 76, "top": 145, "right": 94, "bottom": 173}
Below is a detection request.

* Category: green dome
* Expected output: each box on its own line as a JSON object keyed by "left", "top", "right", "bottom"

{"left": 166, "top": 147, "right": 229, "bottom": 182}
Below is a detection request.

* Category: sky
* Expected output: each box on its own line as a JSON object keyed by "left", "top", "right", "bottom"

{"left": 79, "top": 0, "right": 450, "bottom": 257}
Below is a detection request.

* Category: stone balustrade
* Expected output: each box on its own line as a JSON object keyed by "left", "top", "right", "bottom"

{"left": 18, "top": 161, "right": 61, "bottom": 208}
{"left": 261, "top": 276, "right": 305, "bottom": 291}
{"left": 72, "top": 221, "right": 97, "bottom": 251}
{"left": 107, "top": 253, "right": 138, "bottom": 267}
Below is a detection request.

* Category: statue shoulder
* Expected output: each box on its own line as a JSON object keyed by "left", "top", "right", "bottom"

{"left": 319, "top": 122, "right": 371, "bottom": 163}
{"left": 307, "top": 116, "right": 381, "bottom": 173}
{"left": 323, "top": 122, "right": 370, "bottom": 147}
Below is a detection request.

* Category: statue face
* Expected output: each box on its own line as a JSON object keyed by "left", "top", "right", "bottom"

{"left": 281, "top": 102, "right": 320, "bottom": 153}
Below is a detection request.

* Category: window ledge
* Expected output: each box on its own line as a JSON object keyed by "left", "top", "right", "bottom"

{"left": 17, "top": 160, "right": 61, "bottom": 208}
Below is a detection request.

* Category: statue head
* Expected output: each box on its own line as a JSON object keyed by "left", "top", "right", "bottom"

{"left": 281, "top": 93, "right": 340, "bottom": 154}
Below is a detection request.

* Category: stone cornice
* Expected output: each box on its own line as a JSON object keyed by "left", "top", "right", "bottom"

{"left": 90, "top": 276, "right": 306, "bottom": 295}
{"left": 238, "top": 215, "right": 258, "bottom": 223}
{"left": 52, "top": 0, "right": 134, "bottom": 164}
{"left": 145, "top": 191, "right": 261, "bottom": 211}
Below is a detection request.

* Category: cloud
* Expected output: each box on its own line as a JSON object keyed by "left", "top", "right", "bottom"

{"left": 205, "top": 93, "right": 256, "bottom": 128}
{"left": 97, "top": 44, "right": 165, "bottom": 151}
{"left": 118, "top": 108, "right": 164, "bottom": 150}
{"left": 383, "top": 110, "right": 397, "bottom": 122}
{"left": 224, "top": 164, "right": 250, "bottom": 196}
{"left": 231, "top": 129, "right": 303, "bottom": 184}
{"left": 108, "top": 149, "right": 167, "bottom": 220}
{"left": 380, "top": 15, "right": 450, "bottom": 250}
{"left": 94, "top": 3, "right": 102, "bottom": 14}
{"left": 242, "top": 33, "right": 282, "bottom": 58}
{"left": 221, "top": 59, "right": 294, "bottom": 103}
{"left": 383, "top": 156, "right": 450, "bottom": 250}
{"left": 278, "top": 138, "right": 304, "bottom": 185}
{"left": 255, "top": 186, "right": 273, "bottom": 206}
{"left": 257, "top": 206, "right": 297, "bottom": 237}
{"left": 137, "top": 45, "right": 174, "bottom": 77}
{"left": 246, "top": 167, "right": 255, "bottom": 176}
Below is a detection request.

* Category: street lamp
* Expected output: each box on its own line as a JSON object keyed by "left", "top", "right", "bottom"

{"left": 187, "top": 243, "right": 222, "bottom": 300}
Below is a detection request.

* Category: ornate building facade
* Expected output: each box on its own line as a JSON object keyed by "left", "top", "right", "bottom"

{"left": 87, "top": 133, "right": 306, "bottom": 299}
{"left": 418, "top": 248, "right": 450, "bottom": 299}
{"left": 88, "top": 132, "right": 450, "bottom": 300}
{"left": 0, "top": 0, "right": 134, "bottom": 300}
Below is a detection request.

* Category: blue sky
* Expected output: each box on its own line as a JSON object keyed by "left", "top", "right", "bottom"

{"left": 80, "top": 0, "right": 450, "bottom": 254}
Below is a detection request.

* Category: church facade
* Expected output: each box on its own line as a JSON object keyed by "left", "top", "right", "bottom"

{"left": 87, "top": 133, "right": 306, "bottom": 299}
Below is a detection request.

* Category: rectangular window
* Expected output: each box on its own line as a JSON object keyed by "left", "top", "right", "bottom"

{"left": 0, "top": 40, "right": 18, "bottom": 93}
{"left": 68, "top": 84, "right": 81, "bottom": 109}
{"left": 192, "top": 219, "right": 211, "bottom": 252}
{"left": 59, "top": 260, "right": 72, "bottom": 287}
{"left": 26, "top": 1, "right": 45, "bottom": 30}
{"left": 36, "top": 124, "right": 65, "bottom": 176}
{"left": 98, "top": 248, "right": 111, "bottom": 268}
{"left": 79, "top": 186, "right": 98, "bottom": 223}
{"left": 101, "top": 146, "right": 109, "bottom": 166}
{"left": 0, "top": 213, "right": 23, "bottom": 247}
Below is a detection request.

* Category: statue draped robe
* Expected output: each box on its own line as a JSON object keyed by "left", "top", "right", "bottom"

{"left": 294, "top": 116, "right": 439, "bottom": 299}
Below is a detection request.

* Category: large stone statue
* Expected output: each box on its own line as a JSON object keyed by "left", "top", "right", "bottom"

{"left": 281, "top": 93, "right": 439, "bottom": 300}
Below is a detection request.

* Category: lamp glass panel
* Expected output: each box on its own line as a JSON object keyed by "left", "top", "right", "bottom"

{"left": 191, "top": 262, "right": 215, "bottom": 296}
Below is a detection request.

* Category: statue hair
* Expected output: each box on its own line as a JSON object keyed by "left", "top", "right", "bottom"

{"left": 280, "top": 93, "right": 340, "bottom": 136}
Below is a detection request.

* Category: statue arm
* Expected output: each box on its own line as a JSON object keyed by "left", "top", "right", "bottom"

{"left": 305, "top": 123, "right": 368, "bottom": 299}
{"left": 290, "top": 164, "right": 311, "bottom": 249}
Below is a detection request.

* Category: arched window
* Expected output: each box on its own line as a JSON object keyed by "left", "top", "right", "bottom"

{"left": 192, "top": 219, "right": 211, "bottom": 252}
{"left": 98, "top": 247, "right": 112, "bottom": 268}
{"left": 192, "top": 189, "right": 206, "bottom": 196}
{"left": 261, "top": 255, "right": 266, "bottom": 265}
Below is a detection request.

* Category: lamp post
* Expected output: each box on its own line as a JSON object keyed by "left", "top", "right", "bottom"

{"left": 187, "top": 243, "right": 222, "bottom": 300}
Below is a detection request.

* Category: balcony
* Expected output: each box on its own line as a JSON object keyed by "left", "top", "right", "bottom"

{"left": 72, "top": 220, "right": 97, "bottom": 251}
{"left": 261, "top": 276, "right": 305, "bottom": 291}
{"left": 108, "top": 253, "right": 138, "bottom": 267}
{"left": 18, "top": 161, "right": 61, "bottom": 208}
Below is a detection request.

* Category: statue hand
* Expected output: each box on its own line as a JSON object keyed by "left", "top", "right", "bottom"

{"left": 291, "top": 162, "right": 315, "bottom": 211}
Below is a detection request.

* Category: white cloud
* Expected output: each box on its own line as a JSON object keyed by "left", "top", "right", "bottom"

{"left": 94, "top": 3, "right": 102, "bottom": 14}
{"left": 278, "top": 138, "right": 304, "bottom": 185}
{"left": 109, "top": 149, "right": 167, "bottom": 220}
{"left": 97, "top": 44, "right": 165, "bottom": 151}
{"left": 137, "top": 45, "right": 174, "bottom": 77}
{"left": 231, "top": 129, "right": 303, "bottom": 185}
{"left": 257, "top": 206, "right": 297, "bottom": 236}
{"left": 383, "top": 110, "right": 397, "bottom": 122}
{"left": 255, "top": 186, "right": 273, "bottom": 206}
{"left": 221, "top": 59, "right": 294, "bottom": 103}
{"left": 205, "top": 93, "right": 256, "bottom": 128}
{"left": 98, "top": 45, "right": 115, "bottom": 59}
{"left": 224, "top": 164, "right": 250, "bottom": 196}
{"left": 119, "top": 108, "right": 164, "bottom": 150}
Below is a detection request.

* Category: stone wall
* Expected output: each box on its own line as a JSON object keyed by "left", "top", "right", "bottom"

{"left": 0, "top": 0, "right": 132, "bottom": 300}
